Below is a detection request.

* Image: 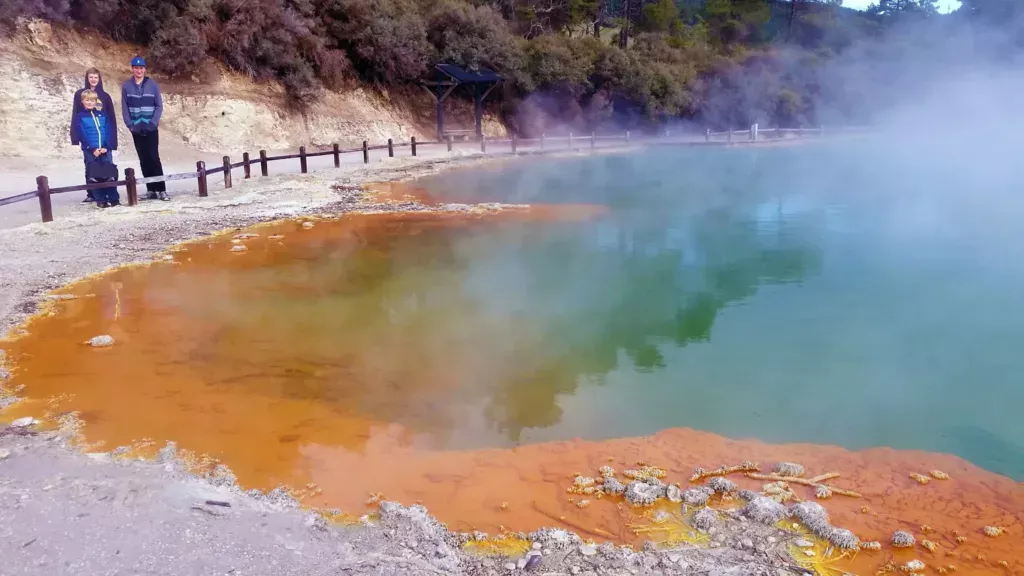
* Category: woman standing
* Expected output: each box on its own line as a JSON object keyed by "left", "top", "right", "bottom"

{"left": 70, "top": 68, "right": 118, "bottom": 203}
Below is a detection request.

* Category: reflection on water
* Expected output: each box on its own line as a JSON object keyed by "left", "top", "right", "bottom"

{"left": 2, "top": 142, "right": 1024, "bottom": 574}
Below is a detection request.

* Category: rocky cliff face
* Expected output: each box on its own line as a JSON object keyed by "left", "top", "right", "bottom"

{"left": 0, "top": 20, "right": 505, "bottom": 161}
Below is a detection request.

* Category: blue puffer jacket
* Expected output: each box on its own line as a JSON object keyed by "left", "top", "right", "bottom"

{"left": 77, "top": 109, "right": 116, "bottom": 151}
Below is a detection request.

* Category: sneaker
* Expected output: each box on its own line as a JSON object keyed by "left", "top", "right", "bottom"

{"left": 158, "top": 191, "right": 170, "bottom": 201}
{"left": 108, "top": 201, "right": 121, "bottom": 207}
{"left": 147, "top": 192, "right": 158, "bottom": 200}
{"left": 97, "top": 201, "right": 110, "bottom": 208}
{"left": 82, "top": 195, "right": 95, "bottom": 203}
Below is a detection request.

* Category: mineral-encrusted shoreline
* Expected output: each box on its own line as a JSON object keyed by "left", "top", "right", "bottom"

{"left": 0, "top": 149, "right": 814, "bottom": 576}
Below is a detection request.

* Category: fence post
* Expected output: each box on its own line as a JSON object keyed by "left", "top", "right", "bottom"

{"left": 362, "top": 140, "right": 369, "bottom": 164}
{"left": 387, "top": 138, "right": 394, "bottom": 158}
{"left": 35, "top": 176, "right": 52, "bottom": 223}
{"left": 480, "top": 135, "right": 486, "bottom": 153}
{"left": 820, "top": 125, "right": 825, "bottom": 137}
{"left": 125, "top": 167, "right": 138, "bottom": 206}
{"left": 568, "top": 131, "right": 572, "bottom": 149}
{"left": 299, "top": 146, "right": 307, "bottom": 174}
{"left": 625, "top": 130, "right": 630, "bottom": 143}
{"left": 259, "top": 150, "right": 268, "bottom": 177}
{"left": 197, "top": 161, "right": 208, "bottom": 197}
{"left": 705, "top": 129, "right": 710, "bottom": 143}
{"left": 540, "top": 133, "right": 545, "bottom": 150}
{"left": 511, "top": 134, "right": 517, "bottom": 154}
{"left": 446, "top": 135, "right": 452, "bottom": 152}
{"left": 242, "top": 152, "right": 251, "bottom": 179}
{"left": 591, "top": 131, "right": 596, "bottom": 149}
{"left": 727, "top": 129, "right": 732, "bottom": 143}
{"left": 223, "top": 156, "right": 232, "bottom": 189}
{"left": 333, "top": 143, "right": 340, "bottom": 168}
{"left": 411, "top": 137, "right": 417, "bottom": 157}
{"left": 36, "top": 175, "right": 53, "bottom": 223}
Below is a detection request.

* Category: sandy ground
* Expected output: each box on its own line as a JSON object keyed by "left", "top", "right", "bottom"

{"left": 0, "top": 141, "right": 814, "bottom": 576}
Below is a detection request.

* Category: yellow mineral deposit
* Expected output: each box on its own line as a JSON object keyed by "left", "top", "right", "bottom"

{"left": 910, "top": 473, "right": 931, "bottom": 485}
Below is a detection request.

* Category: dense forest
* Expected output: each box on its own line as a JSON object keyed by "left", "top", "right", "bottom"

{"left": 1, "top": 0, "right": 1021, "bottom": 133}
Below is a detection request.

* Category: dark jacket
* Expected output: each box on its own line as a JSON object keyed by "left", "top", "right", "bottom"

{"left": 77, "top": 109, "right": 116, "bottom": 152}
{"left": 70, "top": 71, "right": 118, "bottom": 149}
{"left": 121, "top": 76, "right": 163, "bottom": 133}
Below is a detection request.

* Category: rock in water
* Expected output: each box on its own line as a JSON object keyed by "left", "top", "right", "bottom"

{"left": 741, "top": 496, "right": 789, "bottom": 525}
{"left": 666, "top": 484, "right": 683, "bottom": 503}
{"left": 692, "top": 508, "right": 718, "bottom": 531}
{"left": 892, "top": 530, "right": 916, "bottom": 548}
{"left": 11, "top": 417, "right": 37, "bottom": 428}
{"left": 302, "top": 221, "right": 315, "bottom": 229}
{"left": 683, "top": 486, "right": 714, "bottom": 506}
{"left": 707, "top": 476, "right": 737, "bottom": 493}
{"left": 772, "top": 462, "right": 806, "bottom": 477}
{"left": 230, "top": 245, "right": 248, "bottom": 253}
{"left": 88, "top": 335, "right": 114, "bottom": 347}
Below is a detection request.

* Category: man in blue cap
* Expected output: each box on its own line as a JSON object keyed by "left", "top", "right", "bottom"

{"left": 122, "top": 56, "right": 169, "bottom": 201}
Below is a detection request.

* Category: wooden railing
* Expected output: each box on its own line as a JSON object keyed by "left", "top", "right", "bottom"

{"left": 0, "top": 127, "right": 859, "bottom": 224}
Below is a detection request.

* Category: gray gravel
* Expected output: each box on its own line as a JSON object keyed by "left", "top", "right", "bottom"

{"left": 0, "top": 147, "right": 811, "bottom": 576}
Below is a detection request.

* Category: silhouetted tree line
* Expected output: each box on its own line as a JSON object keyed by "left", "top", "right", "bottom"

{"left": 1, "top": 0, "right": 1020, "bottom": 130}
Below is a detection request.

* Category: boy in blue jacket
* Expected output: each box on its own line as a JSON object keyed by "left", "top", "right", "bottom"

{"left": 77, "top": 90, "right": 119, "bottom": 208}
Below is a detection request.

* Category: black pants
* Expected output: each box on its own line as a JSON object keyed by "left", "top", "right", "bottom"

{"left": 131, "top": 129, "right": 165, "bottom": 193}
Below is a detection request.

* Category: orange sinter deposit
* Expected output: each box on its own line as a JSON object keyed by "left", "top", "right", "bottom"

{"left": 1, "top": 208, "right": 1022, "bottom": 576}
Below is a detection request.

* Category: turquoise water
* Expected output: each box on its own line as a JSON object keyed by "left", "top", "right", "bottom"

{"left": 406, "top": 139, "right": 1024, "bottom": 479}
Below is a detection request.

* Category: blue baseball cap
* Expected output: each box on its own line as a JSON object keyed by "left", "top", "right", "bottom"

{"left": 130, "top": 56, "right": 146, "bottom": 67}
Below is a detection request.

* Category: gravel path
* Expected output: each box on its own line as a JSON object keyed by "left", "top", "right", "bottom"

{"left": 0, "top": 145, "right": 809, "bottom": 576}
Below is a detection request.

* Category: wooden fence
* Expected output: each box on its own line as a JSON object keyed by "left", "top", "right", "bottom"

{"left": 0, "top": 126, "right": 844, "bottom": 224}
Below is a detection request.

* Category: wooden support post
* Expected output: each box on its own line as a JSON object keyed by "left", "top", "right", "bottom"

{"left": 705, "top": 129, "right": 711, "bottom": 143}
{"left": 625, "top": 130, "right": 630, "bottom": 143}
{"left": 197, "top": 161, "right": 208, "bottom": 197}
{"left": 480, "top": 136, "right": 486, "bottom": 153}
{"left": 591, "top": 131, "right": 596, "bottom": 149}
{"left": 511, "top": 134, "right": 517, "bottom": 154}
{"left": 362, "top": 140, "right": 369, "bottom": 164}
{"left": 223, "top": 156, "right": 232, "bottom": 189}
{"left": 540, "top": 133, "right": 545, "bottom": 150}
{"left": 387, "top": 138, "right": 394, "bottom": 158}
{"left": 568, "top": 131, "right": 572, "bottom": 149}
{"left": 727, "top": 129, "right": 732, "bottom": 143}
{"left": 36, "top": 175, "right": 52, "bottom": 223}
{"left": 259, "top": 150, "right": 268, "bottom": 177}
{"left": 299, "top": 146, "right": 307, "bottom": 173}
{"left": 411, "top": 137, "right": 417, "bottom": 157}
{"left": 332, "top": 143, "right": 340, "bottom": 168}
{"left": 446, "top": 135, "right": 452, "bottom": 152}
{"left": 243, "top": 152, "right": 251, "bottom": 179}
{"left": 125, "top": 167, "right": 138, "bottom": 206}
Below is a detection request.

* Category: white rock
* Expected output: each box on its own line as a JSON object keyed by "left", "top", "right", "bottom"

{"left": 741, "top": 538, "right": 754, "bottom": 549}
{"left": 161, "top": 255, "right": 174, "bottom": 260}
{"left": 516, "top": 558, "right": 526, "bottom": 569}
{"left": 302, "top": 221, "right": 315, "bottom": 229}
{"left": 87, "top": 335, "right": 114, "bottom": 347}
{"left": 504, "top": 562, "right": 517, "bottom": 571}
{"left": 579, "top": 543, "right": 597, "bottom": 556}
{"left": 230, "top": 245, "right": 248, "bottom": 252}
{"left": 794, "top": 539, "right": 814, "bottom": 548}
{"left": 532, "top": 542, "right": 542, "bottom": 550}
{"left": 0, "top": 448, "right": 10, "bottom": 460}
{"left": 10, "top": 417, "right": 37, "bottom": 428}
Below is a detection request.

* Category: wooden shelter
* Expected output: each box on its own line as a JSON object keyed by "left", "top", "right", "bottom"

{"left": 421, "top": 64, "right": 502, "bottom": 142}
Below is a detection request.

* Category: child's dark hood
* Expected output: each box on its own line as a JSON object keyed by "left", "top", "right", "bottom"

{"left": 84, "top": 70, "right": 106, "bottom": 93}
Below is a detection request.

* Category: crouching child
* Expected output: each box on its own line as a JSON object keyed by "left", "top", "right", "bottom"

{"left": 77, "top": 89, "right": 120, "bottom": 208}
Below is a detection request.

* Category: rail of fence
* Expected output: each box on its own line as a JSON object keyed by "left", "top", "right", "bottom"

{"left": 0, "top": 126, "right": 856, "bottom": 224}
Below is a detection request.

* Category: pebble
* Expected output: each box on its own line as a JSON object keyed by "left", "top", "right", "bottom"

{"left": 302, "top": 221, "right": 315, "bottom": 229}
{"left": 0, "top": 448, "right": 10, "bottom": 460}
{"left": 532, "top": 542, "right": 542, "bottom": 550}
{"left": 740, "top": 538, "right": 754, "bottom": 549}
{"left": 11, "top": 417, "right": 37, "bottom": 428}
{"left": 87, "top": 335, "right": 114, "bottom": 347}
{"left": 767, "top": 537, "right": 777, "bottom": 544}
{"left": 580, "top": 543, "right": 598, "bottom": 556}
{"left": 517, "top": 558, "right": 526, "bottom": 569}
{"left": 803, "top": 550, "right": 815, "bottom": 557}
{"left": 161, "top": 254, "right": 174, "bottom": 260}
{"left": 570, "top": 567, "right": 580, "bottom": 575}
{"left": 504, "top": 562, "right": 516, "bottom": 571}
{"left": 230, "top": 245, "right": 247, "bottom": 252}
{"left": 794, "top": 539, "right": 814, "bottom": 548}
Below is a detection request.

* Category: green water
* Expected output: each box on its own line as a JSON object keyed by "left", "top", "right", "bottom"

{"left": 398, "top": 139, "right": 1024, "bottom": 479}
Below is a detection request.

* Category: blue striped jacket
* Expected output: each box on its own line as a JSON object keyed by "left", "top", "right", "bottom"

{"left": 121, "top": 76, "right": 163, "bottom": 133}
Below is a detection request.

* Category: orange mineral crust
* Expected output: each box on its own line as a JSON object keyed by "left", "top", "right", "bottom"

{"left": 1, "top": 211, "right": 1021, "bottom": 576}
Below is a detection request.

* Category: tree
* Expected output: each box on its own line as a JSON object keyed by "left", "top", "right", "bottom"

{"left": 640, "top": 0, "right": 683, "bottom": 33}
{"left": 867, "top": 0, "right": 938, "bottom": 19}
